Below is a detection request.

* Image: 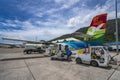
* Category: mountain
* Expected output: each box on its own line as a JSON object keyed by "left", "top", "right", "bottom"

{"left": 50, "top": 18, "right": 120, "bottom": 43}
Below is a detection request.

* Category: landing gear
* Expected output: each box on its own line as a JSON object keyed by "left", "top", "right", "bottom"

{"left": 26, "top": 51, "right": 31, "bottom": 54}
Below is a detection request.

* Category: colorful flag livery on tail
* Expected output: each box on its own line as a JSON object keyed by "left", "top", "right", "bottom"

{"left": 90, "top": 13, "right": 107, "bottom": 27}
{"left": 85, "top": 13, "right": 107, "bottom": 42}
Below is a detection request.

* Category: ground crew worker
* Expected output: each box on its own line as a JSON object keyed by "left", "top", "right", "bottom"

{"left": 65, "top": 45, "right": 72, "bottom": 59}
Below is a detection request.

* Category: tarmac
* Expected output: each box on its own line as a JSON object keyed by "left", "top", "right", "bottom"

{"left": 0, "top": 48, "right": 120, "bottom": 80}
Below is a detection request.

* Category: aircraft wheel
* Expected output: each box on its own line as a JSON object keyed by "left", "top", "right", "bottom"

{"left": 91, "top": 61, "right": 98, "bottom": 67}
{"left": 27, "top": 51, "right": 31, "bottom": 54}
{"left": 76, "top": 58, "right": 82, "bottom": 64}
{"left": 25, "top": 51, "right": 28, "bottom": 54}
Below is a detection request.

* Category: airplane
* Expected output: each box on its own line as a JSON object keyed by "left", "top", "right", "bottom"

{"left": 59, "top": 13, "right": 107, "bottom": 49}
{"left": 2, "top": 13, "right": 107, "bottom": 50}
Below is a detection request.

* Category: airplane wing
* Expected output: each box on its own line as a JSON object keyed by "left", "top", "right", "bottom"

{"left": 2, "top": 37, "right": 50, "bottom": 44}
{"left": 2, "top": 37, "right": 40, "bottom": 43}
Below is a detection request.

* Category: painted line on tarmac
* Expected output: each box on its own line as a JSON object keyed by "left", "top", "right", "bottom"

{"left": 24, "top": 60, "right": 36, "bottom": 80}
{"left": 107, "top": 64, "right": 120, "bottom": 80}
{"left": 0, "top": 56, "right": 49, "bottom": 61}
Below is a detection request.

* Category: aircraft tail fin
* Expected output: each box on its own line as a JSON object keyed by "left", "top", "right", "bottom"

{"left": 85, "top": 13, "right": 107, "bottom": 42}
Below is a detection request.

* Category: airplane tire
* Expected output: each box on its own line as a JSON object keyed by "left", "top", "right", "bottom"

{"left": 76, "top": 58, "right": 82, "bottom": 64}
{"left": 25, "top": 51, "right": 28, "bottom": 54}
{"left": 91, "top": 61, "right": 98, "bottom": 67}
{"left": 27, "top": 51, "right": 31, "bottom": 54}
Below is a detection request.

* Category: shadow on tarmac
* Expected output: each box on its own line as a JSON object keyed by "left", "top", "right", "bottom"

{"left": 76, "top": 63, "right": 113, "bottom": 70}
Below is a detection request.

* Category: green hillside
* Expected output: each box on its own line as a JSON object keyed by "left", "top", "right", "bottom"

{"left": 50, "top": 18, "right": 120, "bottom": 43}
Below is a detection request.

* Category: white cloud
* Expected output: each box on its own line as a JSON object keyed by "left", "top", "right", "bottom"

{"left": 1, "top": 22, "right": 17, "bottom": 27}
{"left": 60, "top": 0, "right": 79, "bottom": 9}
{"left": 0, "top": 19, "right": 37, "bottom": 30}
{"left": 67, "top": 16, "right": 80, "bottom": 28}
{"left": 18, "top": 0, "right": 80, "bottom": 18}
{"left": 54, "top": 0, "right": 63, "bottom": 3}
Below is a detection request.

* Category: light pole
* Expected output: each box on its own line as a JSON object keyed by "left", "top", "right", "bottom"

{"left": 115, "top": 0, "right": 119, "bottom": 54}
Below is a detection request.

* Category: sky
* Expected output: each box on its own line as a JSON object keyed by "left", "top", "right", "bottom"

{"left": 0, "top": 0, "right": 120, "bottom": 43}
